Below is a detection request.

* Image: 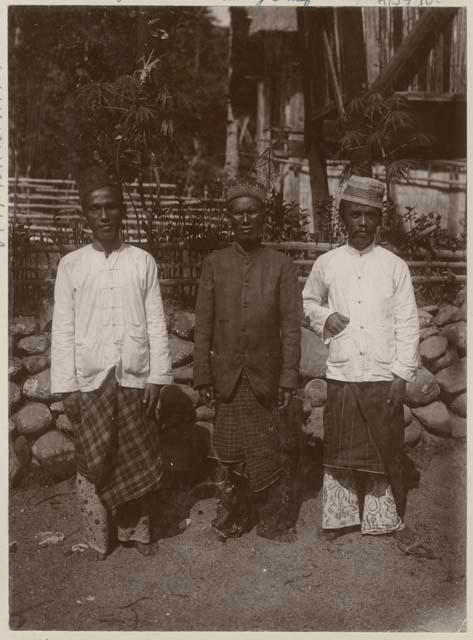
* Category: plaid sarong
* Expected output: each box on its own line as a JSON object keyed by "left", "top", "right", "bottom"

{"left": 75, "top": 371, "right": 162, "bottom": 511}
{"left": 213, "top": 371, "right": 283, "bottom": 492}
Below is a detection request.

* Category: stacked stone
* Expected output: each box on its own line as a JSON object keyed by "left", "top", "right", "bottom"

{"left": 164, "top": 305, "right": 215, "bottom": 439}
{"left": 410, "top": 287, "right": 467, "bottom": 440}
{"left": 8, "top": 311, "right": 73, "bottom": 487}
{"left": 8, "top": 301, "right": 213, "bottom": 487}
{"left": 9, "top": 286, "right": 467, "bottom": 488}
{"left": 301, "top": 285, "right": 467, "bottom": 446}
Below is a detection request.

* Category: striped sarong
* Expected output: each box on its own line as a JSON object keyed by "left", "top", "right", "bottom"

{"left": 213, "top": 371, "right": 283, "bottom": 492}
{"left": 74, "top": 371, "right": 162, "bottom": 511}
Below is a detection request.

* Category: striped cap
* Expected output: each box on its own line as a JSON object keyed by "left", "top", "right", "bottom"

{"left": 340, "top": 175, "right": 385, "bottom": 210}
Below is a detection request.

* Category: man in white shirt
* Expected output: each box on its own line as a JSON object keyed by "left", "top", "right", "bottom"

{"left": 51, "top": 164, "right": 173, "bottom": 559}
{"left": 303, "top": 176, "right": 419, "bottom": 540}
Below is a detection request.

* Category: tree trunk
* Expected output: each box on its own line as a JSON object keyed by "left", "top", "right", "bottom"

{"left": 297, "top": 8, "right": 330, "bottom": 238}
{"left": 224, "top": 9, "right": 239, "bottom": 180}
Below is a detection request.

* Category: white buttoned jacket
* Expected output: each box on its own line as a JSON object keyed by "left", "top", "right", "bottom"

{"left": 302, "top": 243, "right": 420, "bottom": 383}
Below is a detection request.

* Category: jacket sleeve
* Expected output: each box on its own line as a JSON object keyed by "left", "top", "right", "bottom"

{"left": 144, "top": 256, "right": 174, "bottom": 385}
{"left": 279, "top": 259, "right": 302, "bottom": 389}
{"left": 391, "top": 259, "right": 420, "bottom": 382}
{"left": 302, "top": 258, "right": 332, "bottom": 340}
{"left": 193, "top": 255, "right": 215, "bottom": 388}
{"left": 50, "top": 258, "right": 79, "bottom": 394}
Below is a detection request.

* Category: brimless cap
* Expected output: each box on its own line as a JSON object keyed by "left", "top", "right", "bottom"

{"left": 340, "top": 175, "right": 385, "bottom": 210}
{"left": 78, "top": 164, "right": 122, "bottom": 205}
{"left": 225, "top": 181, "right": 267, "bottom": 205}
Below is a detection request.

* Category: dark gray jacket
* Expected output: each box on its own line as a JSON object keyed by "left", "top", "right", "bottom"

{"left": 194, "top": 242, "right": 302, "bottom": 403}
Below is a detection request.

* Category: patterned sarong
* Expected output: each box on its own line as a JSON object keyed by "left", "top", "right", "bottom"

{"left": 74, "top": 371, "right": 162, "bottom": 511}
{"left": 322, "top": 468, "right": 404, "bottom": 534}
{"left": 324, "top": 380, "right": 417, "bottom": 516}
{"left": 213, "top": 372, "right": 283, "bottom": 492}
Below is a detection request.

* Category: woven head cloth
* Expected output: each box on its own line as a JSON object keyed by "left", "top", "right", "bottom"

{"left": 340, "top": 175, "right": 385, "bottom": 210}
{"left": 78, "top": 164, "right": 122, "bottom": 207}
{"left": 225, "top": 181, "right": 267, "bottom": 205}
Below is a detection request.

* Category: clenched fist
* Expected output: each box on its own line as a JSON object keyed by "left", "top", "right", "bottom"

{"left": 324, "top": 312, "right": 350, "bottom": 338}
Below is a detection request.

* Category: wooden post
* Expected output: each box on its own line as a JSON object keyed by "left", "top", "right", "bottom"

{"left": 368, "top": 7, "right": 458, "bottom": 94}
{"left": 224, "top": 9, "right": 239, "bottom": 180}
{"left": 256, "top": 80, "right": 271, "bottom": 182}
{"left": 323, "top": 30, "right": 345, "bottom": 119}
{"left": 297, "top": 8, "right": 330, "bottom": 238}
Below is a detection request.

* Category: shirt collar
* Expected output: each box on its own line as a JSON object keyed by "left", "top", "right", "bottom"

{"left": 232, "top": 240, "right": 263, "bottom": 257}
{"left": 90, "top": 240, "right": 124, "bottom": 255}
{"left": 344, "top": 240, "right": 377, "bottom": 257}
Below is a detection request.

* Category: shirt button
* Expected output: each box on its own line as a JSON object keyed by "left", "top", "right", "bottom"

{"left": 360, "top": 325, "right": 364, "bottom": 329}
{"left": 360, "top": 351, "right": 364, "bottom": 355}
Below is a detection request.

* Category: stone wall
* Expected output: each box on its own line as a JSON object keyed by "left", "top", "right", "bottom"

{"left": 9, "top": 287, "right": 467, "bottom": 487}
{"left": 8, "top": 301, "right": 210, "bottom": 487}
{"left": 302, "top": 286, "right": 467, "bottom": 445}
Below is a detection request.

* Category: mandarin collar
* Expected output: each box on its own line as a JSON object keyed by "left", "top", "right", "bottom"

{"left": 90, "top": 241, "right": 124, "bottom": 255}
{"left": 344, "top": 240, "right": 377, "bottom": 257}
{"left": 232, "top": 240, "right": 263, "bottom": 257}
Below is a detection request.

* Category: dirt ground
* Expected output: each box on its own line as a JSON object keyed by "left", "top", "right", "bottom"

{"left": 9, "top": 432, "right": 466, "bottom": 633}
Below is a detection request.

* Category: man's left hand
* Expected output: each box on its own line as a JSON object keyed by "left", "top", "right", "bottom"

{"left": 143, "top": 383, "right": 163, "bottom": 418}
{"left": 387, "top": 376, "right": 406, "bottom": 419}
{"left": 278, "top": 387, "right": 294, "bottom": 410}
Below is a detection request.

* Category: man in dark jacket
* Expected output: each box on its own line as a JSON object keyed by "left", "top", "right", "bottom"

{"left": 194, "top": 182, "right": 302, "bottom": 541}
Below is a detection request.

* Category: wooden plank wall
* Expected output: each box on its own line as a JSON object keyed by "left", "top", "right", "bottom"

{"left": 362, "top": 7, "right": 466, "bottom": 94}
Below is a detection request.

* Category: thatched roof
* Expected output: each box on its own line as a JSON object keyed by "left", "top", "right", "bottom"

{"left": 247, "top": 7, "right": 298, "bottom": 35}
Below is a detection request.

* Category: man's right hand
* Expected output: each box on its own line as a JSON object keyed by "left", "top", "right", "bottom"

{"left": 198, "top": 385, "right": 215, "bottom": 408}
{"left": 325, "top": 312, "right": 350, "bottom": 338}
{"left": 62, "top": 391, "right": 81, "bottom": 424}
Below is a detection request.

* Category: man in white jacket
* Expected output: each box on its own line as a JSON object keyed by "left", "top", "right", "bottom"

{"left": 303, "top": 176, "right": 419, "bottom": 540}
{"left": 51, "top": 164, "right": 173, "bottom": 559}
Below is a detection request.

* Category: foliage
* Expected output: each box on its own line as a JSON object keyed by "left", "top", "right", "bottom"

{"left": 380, "top": 202, "right": 466, "bottom": 305}
{"left": 314, "top": 197, "right": 344, "bottom": 246}
{"left": 9, "top": 6, "right": 228, "bottom": 188}
{"left": 262, "top": 190, "right": 310, "bottom": 243}
{"left": 339, "top": 92, "right": 434, "bottom": 194}
{"left": 381, "top": 203, "right": 466, "bottom": 258}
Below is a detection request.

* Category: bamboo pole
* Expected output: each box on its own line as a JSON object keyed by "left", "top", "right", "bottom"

{"left": 322, "top": 30, "right": 345, "bottom": 118}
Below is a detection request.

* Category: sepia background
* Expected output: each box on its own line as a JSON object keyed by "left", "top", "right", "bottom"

{"left": 7, "top": 3, "right": 467, "bottom": 632}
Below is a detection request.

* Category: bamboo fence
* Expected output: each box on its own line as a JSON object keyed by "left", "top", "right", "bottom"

{"left": 9, "top": 178, "right": 467, "bottom": 312}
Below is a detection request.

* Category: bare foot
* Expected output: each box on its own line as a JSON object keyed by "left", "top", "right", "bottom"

{"left": 256, "top": 527, "right": 297, "bottom": 543}
{"left": 322, "top": 525, "right": 360, "bottom": 542}
{"left": 271, "top": 530, "right": 297, "bottom": 544}
{"left": 126, "top": 540, "right": 159, "bottom": 556}
{"left": 394, "top": 526, "right": 437, "bottom": 559}
{"left": 78, "top": 547, "right": 107, "bottom": 561}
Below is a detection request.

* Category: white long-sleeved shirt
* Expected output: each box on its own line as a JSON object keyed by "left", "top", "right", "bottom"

{"left": 51, "top": 243, "right": 173, "bottom": 393}
{"left": 302, "top": 243, "right": 419, "bottom": 383}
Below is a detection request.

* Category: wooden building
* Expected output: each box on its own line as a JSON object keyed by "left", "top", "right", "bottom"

{"left": 229, "top": 7, "right": 466, "bottom": 238}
